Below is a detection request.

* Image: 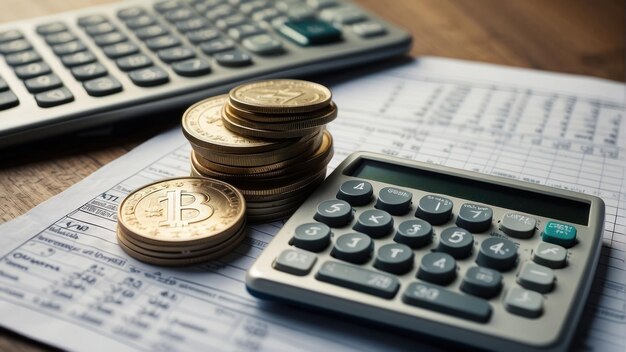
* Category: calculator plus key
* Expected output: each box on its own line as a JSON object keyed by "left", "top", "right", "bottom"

{"left": 375, "top": 187, "right": 412, "bottom": 215}
{"left": 461, "top": 266, "right": 502, "bottom": 298}
{"left": 475, "top": 237, "right": 517, "bottom": 271}
{"left": 394, "top": 219, "right": 433, "bottom": 248}
{"left": 504, "top": 286, "right": 543, "bottom": 318}
{"left": 313, "top": 199, "right": 352, "bottom": 227}
{"left": 336, "top": 180, "right": 372, "bottom": 206}
{"left": 291, "top": 222, "right": 331, "bottom": 252}
{"left": 417, "top": 252, "right": 456, "bottom": 285}
{"left": 374, "top": 243, "right": 414, "bottom": 274}
{"left": 416, "top": 195, "right": 453, "bottom": 225}
{"left": 456, "top": 203, "right": 493, "bottom": 233}
{"left": 533, "top": 242, "right": 567, "bottom": 268}
{"left": 437, "top": 227, "right": 474, "bottom": 259}
{"left": 331, "top": 232, "right": 373, "bottom": 264}
{"left": 353, "top": 209, "right": 393, "bottom": 238}
{"left": 500, "top": 212, "right": 536, "bottom": 238}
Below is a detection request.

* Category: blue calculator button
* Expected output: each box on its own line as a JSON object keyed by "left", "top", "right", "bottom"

{"left": 542, "top": 221, "right": 577, "bottom": 248}
{"left": 278, "top": 19, "right": 342, "bottom": 46}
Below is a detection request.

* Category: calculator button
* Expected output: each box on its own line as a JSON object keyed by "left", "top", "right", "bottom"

{"left": 157, "top": 46, "right": 196, "bottom": 63}
{"left": 126, "top": 15, "right": 157, "bottom": 29}
{"left": 336, "top": 180, "right": 372, "bottom": 206}
{"left": 186, "top": 28, "right": 220, "bottom": 44}
{"left": 44, "top": 32, "right": 76, "bottom": 45}
{"left": 273, "top": 249, "right": 317, "bottom": 276}
{"left": 394, "top": 219, "right": 432, "bottom": 248}
{"left": 164, "top": 8, "right": 195, "bottom": 22}
{"left": 0, "top": 91, "right": 19, "bottom": 110}
{"left": 215, "top": 49, "right": 252, "bottom": 67}
{"left": 240, "top": 1, "right": 272, "bottom": 15}
{"left": 35, "top": 87, "right": 74, "bottom": 107}
{"left": 437, "top": 227, "right": 473, "bottom": 259}
{"left": 307, "top": 0, "right": 339, "bottom": 9}
{"left": 172, "top": 58, "right": 212, "bottom": 77}
{"left": 128, "top": 66, "right": 170, "bottom": 87}
{"left": 0, "top": 30, "right": 23, "bottom": 43}
{"left": 499, "top": 212, "right": 536, "bottom": 239}
{"left": 375, "top": 187, "right": 412, "bottom": 215}
{"left": 15, "top": 62, "right": 51, "bottom": 79}
{"left": 205, "top": 5, "right": 237, "bottom": 20}
{"left": 154, "top": 0, "right": 182, "bottom": 12}
{"left": 5, "top": 50, "right": 41, "bottom": 66}
{"left": 71, "top": 63, "right": 108, "bottom": 81}
{"left": 83, "top": 76, "right": 123, "bottom": 97}
{"left": 103, "top": 42, "right": 140, "bottom": 59}
{"left": 228, "top": 24, "right": 266, "bottom": 41}
{"left": 61, "top": 51, "right": 97, "bottom": 67}
{"left": 517, "top": 262, "right": 555, "bottom": 293}
{"left": 541, "top": 221, "right": 577, "bottom": 248}
{"left": 242, "top": 34, "right": 284, "bottom": 56}
{"left": 117, "top": 54, "right": 153, "bottom": 71}
{"left": 374, "top": 243, "right": 414, "bottom": 274}
{"left": 135, "top": 25, "right": 170, "bottom": 40}
{"left": 504, "top": 286, "right": 543, "bottom": 318}
{"left": 85, "top": 22, "right": 116, "bottom": 36}
{"left": 417, "top": 252, "right": 456, "bottom": 285}
{"left": 0, "top": 39, "right": 32, "bottom": 54}
{"left": 291, "top": 222, "right": 331, "bottom": 252}
{"left": 146, "top": 35, "right": 181, "bottom": 50}
{"left": 352, "top": 21, "right": 387, "bottom": 38}
{"left": 316, "top": 261, "right": 399, "bottom": 298}
{"left": 403, "top": 282, "right": 491, "bottom": 323}
{"left": 36, "top": 22, "right": 67, "bottom": 35}
{"left": 455, "top": 203, "right": 493, "bottom": 233}
{"left": 175, "top": 17, "right": 210, "bottom": 33}
{"left": 313, "top": 199, "right": 352, "bottom": 227}
{"left": 287, "top": 7, "right": 317, "bottom": 21}
{"left": 252, "top": 8, "right": 282, "bottom": 22}
{"left": 77, "top": 15, "right": 108, "bottom": 27}
{"left": 475, "top": 237, "right": 517, "bottom": 271}
{"left": 200, "top": 38, "right": 236, "bottom": 54}
{"left": 353, "top": 209, "right": 393, "bottom": 238}
{"left": 279, "top": 20, "right": 342, "bottom": 46}
{"left": 415, "top": 195, "right": 453, "bottom": 225}
{"left": 461, "top": 266, "right": 502, "bottom": 299}
{"left": 532, "top": 242, "right": 567, "bottom": 269}
{"left": 216, "top": 14, "right": 248, "bottom": 29}
{"left": 331, "top": 233, "right": 373, "bottom": 264}
{"left": 24, "top": 74, "right": 63, "bottom": 93}
{"left": 94, "top": 32, "right": 127, "bottom": 46}
{"left": 117, "top": 7, "right": 146, "bottom": 20}
{"left": 52, "top": 41, "right": 86, "bottom": 55}
{"left": 320, "top": 6, "right": 367, "bottom": 25}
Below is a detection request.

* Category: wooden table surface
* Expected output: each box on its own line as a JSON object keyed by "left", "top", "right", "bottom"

{"left": 0, "top": 0, "right": 624, "bottom": 350}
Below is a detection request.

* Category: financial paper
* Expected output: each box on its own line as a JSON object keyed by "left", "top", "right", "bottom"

{"left": 0, "top": 57, "right": 624, "bottom": 351}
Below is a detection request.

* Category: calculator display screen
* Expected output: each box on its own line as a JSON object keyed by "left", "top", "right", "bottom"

{"left": 349, "top": 159, "right": 590, "bottom": 225}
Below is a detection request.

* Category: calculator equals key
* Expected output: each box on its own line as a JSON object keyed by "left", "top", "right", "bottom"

{"left": 247, "top": 151, "right": 605, "bottom": 352}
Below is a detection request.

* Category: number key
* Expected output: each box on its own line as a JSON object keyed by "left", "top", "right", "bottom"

{"left": 416, "top": 195, "right": 453, "bottom": 225}
{"left": 313, "top": 199, "right": 352, "bottom": 227}
{"left": 24, "top": 74, "right": 63, "bottom": 93}
{"left": 475, "top": 237, "right": 517, "bottom": 271}
{"left": 437, "top": 227, "right": 473, "bottom": 259}
{"left": 394, "top": 219, "right": 432, "bottom": 248}
{"left": 417, "top": 252, "right": 456, "bottom": 285}
{"left": 15, "top": 62, "right": 51, "bottom": 79}
{"left": 331, "top": 232, "right": 373, "bottom": 264}
{"left": 83, "top": 76, "right": 123, "bottom": 97}
{"left": 71, "top": 63, "right": 108, "bottom": 81}
{"left": 374, "top": 243, "right": 414, "bottom": 274}
{"left": 128, "top": 66, "right": 170, "bottom": 87}
{"left": 291, "top": 222, "right": 331, "bottom": 252}
{"left": 456, "top": 203, "right": 493, "bottom": 233}
{"left": 336, "top": 180, "right": 372, "bottom": 205}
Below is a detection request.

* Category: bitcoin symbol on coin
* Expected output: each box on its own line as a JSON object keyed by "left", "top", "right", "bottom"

{"left": 158, "top": 190, "right": 214, "bottom": 227}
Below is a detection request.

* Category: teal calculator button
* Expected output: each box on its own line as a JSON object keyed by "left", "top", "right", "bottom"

{"left": 279, "top": 20, "right": 342, "bottom": 46}
{"left": 542, "top": 221, "right": 577, "bottom": 248}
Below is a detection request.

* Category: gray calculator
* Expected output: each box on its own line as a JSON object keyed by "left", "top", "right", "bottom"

{"left": 246, "top": 151, "right": 605, "bottom": 352}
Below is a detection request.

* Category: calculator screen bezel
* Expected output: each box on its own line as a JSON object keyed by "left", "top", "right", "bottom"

{"left": 345, "top": 156, "right": 590, "bottom": 225}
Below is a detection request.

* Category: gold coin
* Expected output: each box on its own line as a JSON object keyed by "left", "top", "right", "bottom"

{"left": 181, "top": 95, "right": 289, "bottom": 154}
{"left": 235, "top": 168, "right": 326, "bottom": 196}
{"left": 222, "top": 107, "right": 322, "bottom": 139}
{"left": 117, "top": 226, "right": 247, "bottom": 266}
{"left": 191, "top": 128, "right": 323, "bottom": 167}
{"left": 229, "top": 79, "right": 332, "bottom": 114}
{"left": 224, "top": 103, "right": 337, "bottom": 131}
{"left": 246, "top": 193, "right": 309, "bottom": 209}
{"left": 247, "top": 208, "right": 300, "bottom": 223}
{"left": 228, "top": 101, "right": 337, "bottom": 122}
{"left": 246, "top": 200, "right": 305, "bottom": 216}
{"left": 117, "top": 177, "right": 245, "bottom": 247}
{"left": 242, "top": 170, "right": 326, "bottom": 202}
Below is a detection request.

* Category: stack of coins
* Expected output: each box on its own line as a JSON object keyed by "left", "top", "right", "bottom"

{"left": 116, "top": 177, "right": 247, "bottom": 266}
{"left": 182, "top": 79, "right": 336, "bottom": 222}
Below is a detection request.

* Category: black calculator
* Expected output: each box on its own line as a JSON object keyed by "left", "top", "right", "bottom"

{"left": 246, "top": 151, "right": 605, "bottom": 352}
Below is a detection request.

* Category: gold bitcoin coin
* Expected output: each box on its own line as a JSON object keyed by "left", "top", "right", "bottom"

{"left": 242, "top": 170, "right": 327, "bottom": 202}
{"left": 117, "top": 177, "right": 245, "bottom": 247}
{"left": 182, "top": 95, "right": 289, "bottom": 154}
{"left": 224, "top": 103, "right": 337, "bottom": 131}
{"left": 227, "top": 101, "right": 337, "bottom": 122}
{"left": 222, "top": 107, "right": 322, "bottom": 139}
{"left": 229, "top": 79, "right": 332, "bottom": 114}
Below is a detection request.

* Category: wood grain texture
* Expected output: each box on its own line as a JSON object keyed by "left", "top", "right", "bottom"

{"left": 0, "top": 0, "right": 624, "bottom": 350}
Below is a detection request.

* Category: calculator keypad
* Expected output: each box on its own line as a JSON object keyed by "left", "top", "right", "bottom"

{"left": 314, "top": 199, "right": 352, "bottom": 227}
{"left": 417, "top": 252, "right": 457, "bottom": 285}
{"left": 331, "top": 232, "right": 373, "bottom": 264}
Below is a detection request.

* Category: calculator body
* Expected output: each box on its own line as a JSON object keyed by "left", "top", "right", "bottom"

{"left": 246, "top": 151, "right": 605, "bottom": 352}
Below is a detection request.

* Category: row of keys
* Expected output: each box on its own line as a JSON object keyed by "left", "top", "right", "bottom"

{"left": 333, "top": 180, "right": 578, "bottom": 247}
{"left": 274, "top": 250, "right": 544, "bottom": 321}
